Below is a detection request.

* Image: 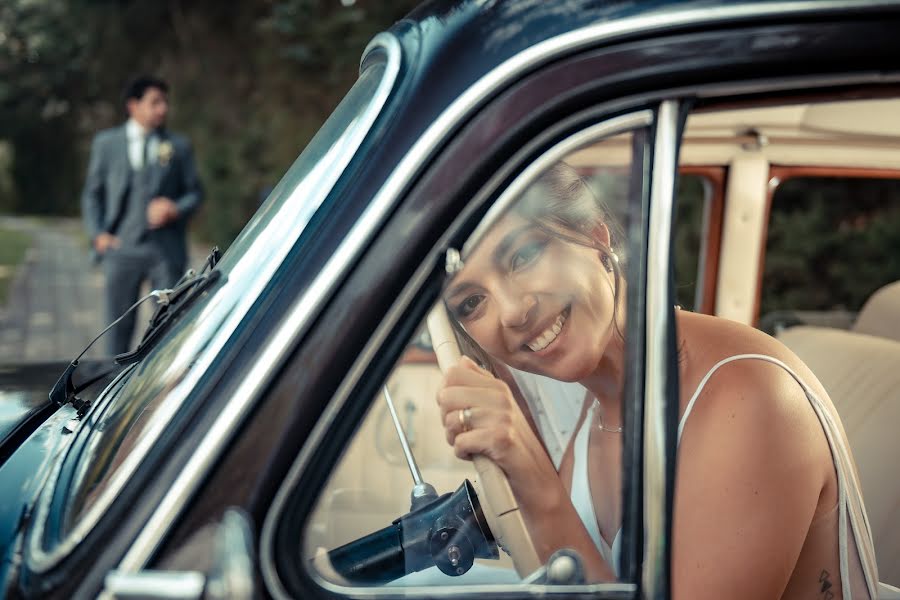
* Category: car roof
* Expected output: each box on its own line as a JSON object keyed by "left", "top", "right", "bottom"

{"left": 389, "top": 0, "right": 900, "bottom": 115}
{"left": 370, "top": 0, "right": 900, "bottom": 178}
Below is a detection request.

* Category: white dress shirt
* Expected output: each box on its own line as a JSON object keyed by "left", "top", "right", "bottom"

{"left": 125, "top": 118, "right": 159, "bottom": 170}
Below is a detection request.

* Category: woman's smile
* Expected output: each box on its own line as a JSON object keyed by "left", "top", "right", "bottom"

{"left": 524, "top": 305, "right": 570, "bottom": 353}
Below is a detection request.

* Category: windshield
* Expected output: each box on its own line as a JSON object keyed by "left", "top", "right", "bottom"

{"left": 31, "top": 40, "right": 401, "bottom": 562}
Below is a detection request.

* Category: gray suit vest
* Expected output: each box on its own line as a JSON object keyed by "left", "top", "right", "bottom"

{"left": 117, "top": 163, "right": 154, "bottom": 246}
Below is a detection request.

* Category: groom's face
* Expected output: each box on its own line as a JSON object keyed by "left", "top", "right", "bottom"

{"left": 128, "top": 86, "right": 169, "bottom": 131}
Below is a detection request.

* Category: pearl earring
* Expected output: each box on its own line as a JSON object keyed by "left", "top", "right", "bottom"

{"left": 602, "top": 250, "right": 619, "bottom": 272}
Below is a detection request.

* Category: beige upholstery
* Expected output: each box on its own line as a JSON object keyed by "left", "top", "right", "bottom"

{"left": 714, "top": 153, "right": 770, "bottom": 325}
{"left": 853, "top": 281, "right": 900, "bottom": 342}
{"left": 778, "top": 326, "right": 900, "bottom": 585}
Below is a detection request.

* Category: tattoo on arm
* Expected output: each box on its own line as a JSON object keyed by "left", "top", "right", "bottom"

{"left": 819, "top": 569, "right": 835, "bottom": 600}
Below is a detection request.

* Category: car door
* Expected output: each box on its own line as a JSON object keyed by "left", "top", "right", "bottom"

{"left": 261, "top": 107, "right": 673, "bottom": 600}
{"left": 131, "top": 26, "right": 688, "bottom": 600}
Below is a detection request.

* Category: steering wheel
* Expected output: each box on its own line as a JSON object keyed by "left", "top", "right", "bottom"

{"left": 426, "top": 303, "right": 542, "bottom": 577}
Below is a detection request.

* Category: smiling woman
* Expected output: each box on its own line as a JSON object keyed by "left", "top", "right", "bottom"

{"left": 302, "top": 128, "right": 646, "bottom": 590}
{"left": 444, "top": 162, "right": 625, "bottom": 383}
{"left": 434, "top": 152, "right": 881, "bottom": 598}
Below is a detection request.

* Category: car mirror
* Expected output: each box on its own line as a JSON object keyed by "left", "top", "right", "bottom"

{"left": 102, "top": 508, "right": 254, "bottom": 600}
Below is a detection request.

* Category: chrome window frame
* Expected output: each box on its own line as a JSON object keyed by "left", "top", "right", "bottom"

{"left": 262, "top": 109, "right": 653, "bottom": 599}
{"left": 106, "top": 0, "right": 900, "bottom": 594}
{"left": 642, "top": 99, "right": 679, "bottom": 599}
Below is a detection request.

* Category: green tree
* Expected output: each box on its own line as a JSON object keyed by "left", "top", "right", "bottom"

{"left": 0, "top": 0, "right": 417, "bottom": 248}
{"left": 762, "top": 177, "right": 900, "bottom": 314}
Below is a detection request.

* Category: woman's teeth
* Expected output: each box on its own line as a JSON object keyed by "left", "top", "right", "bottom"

{"left": 527, "top": 311, "right": 567, "bottom": 352}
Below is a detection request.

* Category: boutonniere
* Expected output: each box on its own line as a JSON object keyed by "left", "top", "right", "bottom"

{"left": 158, "top": 141, "right": 175, "bottom": 166}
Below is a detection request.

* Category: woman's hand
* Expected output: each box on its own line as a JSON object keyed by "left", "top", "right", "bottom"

{"left": 436, "top": 356, "right": 559, "bottom": 508}
{"left": 436, "top": 356, "right": 616, "bottom": 581}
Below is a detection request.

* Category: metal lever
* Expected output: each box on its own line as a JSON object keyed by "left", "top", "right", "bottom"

{"left": 521, "top": 548, "right": 586, "bottom": 585}
{"left": 383, "top": 385, "right": 438, "bottom": 510}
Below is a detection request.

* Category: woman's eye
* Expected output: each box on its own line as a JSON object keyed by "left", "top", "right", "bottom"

{"left": 455, "top": 295, "right": 484, "bottom": 319}
{"left": 511, "top": 240, "right": 546, "bottom": 271}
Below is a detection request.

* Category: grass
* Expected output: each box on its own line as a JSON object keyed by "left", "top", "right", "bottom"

{"left": 0, "top": 226, "right": 34, "bottom": 306}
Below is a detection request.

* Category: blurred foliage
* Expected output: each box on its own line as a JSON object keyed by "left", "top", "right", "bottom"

{"left": 5, "top": 2, "right": 900, "bottom": 316}
{"left": 673, "top": 174, "right": 707, "bottom": 311}
{"left": 672, "top": 175, "right": 900, "bottom": 317}
{"left": 0, "top": 0, "right": 418, "bottom": 248}
{"left": 762, "top": 177, "right": 900, "bottom": 314}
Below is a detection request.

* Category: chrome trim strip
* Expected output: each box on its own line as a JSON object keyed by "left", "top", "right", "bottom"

{"left": 115, "top": 0, "right": 900, "bottom": 589}
{"left": 104, "top": 570, "right": 206, "bottom": 598}
{"left": 309, "top": 581, "right": 637, "bottom": 599}
{"left": 261, "top": 110, "right": 652, "bottom": 599}
{"left": 642, "top": 99, "right": 679, "bottom": 599}
{"left": 63, "top": 33, "right": 400, "bottom": 582}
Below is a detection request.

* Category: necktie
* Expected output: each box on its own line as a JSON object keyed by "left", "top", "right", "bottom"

{"left": 141, "top": 134, "right": 151, "bottom": 170}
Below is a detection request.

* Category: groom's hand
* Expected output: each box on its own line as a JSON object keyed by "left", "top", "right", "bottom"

{"left": 147, "top": 197, "right": 179, "bottom": 228}
{"left": 93, "top": 232, "right": 120, "bottom": 254}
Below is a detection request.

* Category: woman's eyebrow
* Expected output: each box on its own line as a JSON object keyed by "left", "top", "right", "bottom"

{"left": 445, "top": 225, "right": 536, "bottom": 299}
{"left": 491, "top": 224, "right": 535, "bottom": 265}
{"left": 445, "top": 281, "right": 475, "bottom": 300}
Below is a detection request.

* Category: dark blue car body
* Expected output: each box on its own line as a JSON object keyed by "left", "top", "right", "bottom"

{"left": 2, "top": 1, "right": 900, "bottom": 598}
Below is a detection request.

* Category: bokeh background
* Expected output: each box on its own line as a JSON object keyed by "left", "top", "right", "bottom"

{"left": 2, "top": 0, "right": 900, "bottom": 363}
{"left": 0, "top": 0, "right": 417, "bottom": 362}
{"left": 0, "top": 0, "right": 417, "bottom": 247}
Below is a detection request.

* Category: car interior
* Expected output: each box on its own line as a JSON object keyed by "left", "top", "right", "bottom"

{"left": 683, "top": 97, "right": 900, "bottom": 586}
{"left": 301, "top": 93, "right": 900, "bottom": 590}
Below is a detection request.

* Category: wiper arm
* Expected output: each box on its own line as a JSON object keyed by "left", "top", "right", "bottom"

{"left": 49, "top": 247, "right": 223, "bottom": 415}
{"left": 115, "top": 247, "right": 223, "bottom": 366}
{"left": 49, "top": 289, "right": 164, "bottom": 416}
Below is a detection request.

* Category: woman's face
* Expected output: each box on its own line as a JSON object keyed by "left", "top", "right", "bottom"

{"left": 444, "top": 211, "right": 618, "bottom": 382}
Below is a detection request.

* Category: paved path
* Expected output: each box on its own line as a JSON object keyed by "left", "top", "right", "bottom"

{"left": 0, "top": 216, "right": 211, "bottom": 364}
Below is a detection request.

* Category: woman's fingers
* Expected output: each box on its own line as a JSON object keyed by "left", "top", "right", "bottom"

{"left": 443, "top": 406, "right": 474, "bottom": 445}
{"left": 444, "top": 357, "right": 503, "bottom": 389}
{"left": 437, "top": 384, "right": 505, "bottom": 413}
{"left": 451, "top": 426, "right": 515, "bottom": 463}
{"left": 437, "top": 359, "right": 509, "bottom": 415}
{"left": 442, "top": 404, "right": 515, "bottom": 445}
{"left": 435, "top": 355, "right": 522, "bottom": 459}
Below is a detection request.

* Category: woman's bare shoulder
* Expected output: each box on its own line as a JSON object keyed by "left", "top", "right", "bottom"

{"left": 677, "top": 311, "right": 819, "bottom": 384}
{"left": 675, "top": 311, "right": 830, "bottom": 443}
{"left": 669, "top": 313, "right": 837, "bottom": 598}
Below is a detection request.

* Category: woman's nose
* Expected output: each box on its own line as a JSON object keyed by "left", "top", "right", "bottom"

{"left": 497, "top": 290, "right": 536, "bottom": 328}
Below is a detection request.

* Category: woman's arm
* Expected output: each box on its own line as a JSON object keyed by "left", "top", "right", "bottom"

{"left": 671, "top": 359, "right": 830, "bottom": 599}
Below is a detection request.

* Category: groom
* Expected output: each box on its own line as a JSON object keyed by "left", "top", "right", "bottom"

{"left": 81, "top": 75, "right": 203, "bottom": 355}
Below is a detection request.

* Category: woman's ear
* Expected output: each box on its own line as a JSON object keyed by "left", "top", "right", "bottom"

{"left": 591, "top": 222, "right": 611, "bottom": 249}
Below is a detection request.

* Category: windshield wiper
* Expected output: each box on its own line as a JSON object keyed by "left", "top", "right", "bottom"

{"left": 115, "top": 247, "right": 222, "bottom": 366}
{"left": 50, "top": 247, "right": 223, "bottom": 415}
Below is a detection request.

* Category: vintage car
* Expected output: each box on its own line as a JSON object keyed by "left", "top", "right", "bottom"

{"left": 2, "top": 0, "right": 900, "bottom": 598}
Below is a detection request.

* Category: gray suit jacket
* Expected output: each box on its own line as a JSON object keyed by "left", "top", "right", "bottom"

{"left": 81, "top": 124, "right": 203, "bottom": 268}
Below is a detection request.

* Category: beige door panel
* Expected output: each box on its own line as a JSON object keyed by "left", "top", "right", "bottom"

{"left": 306, "top": 362, "right": 478, "bottom": 552}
